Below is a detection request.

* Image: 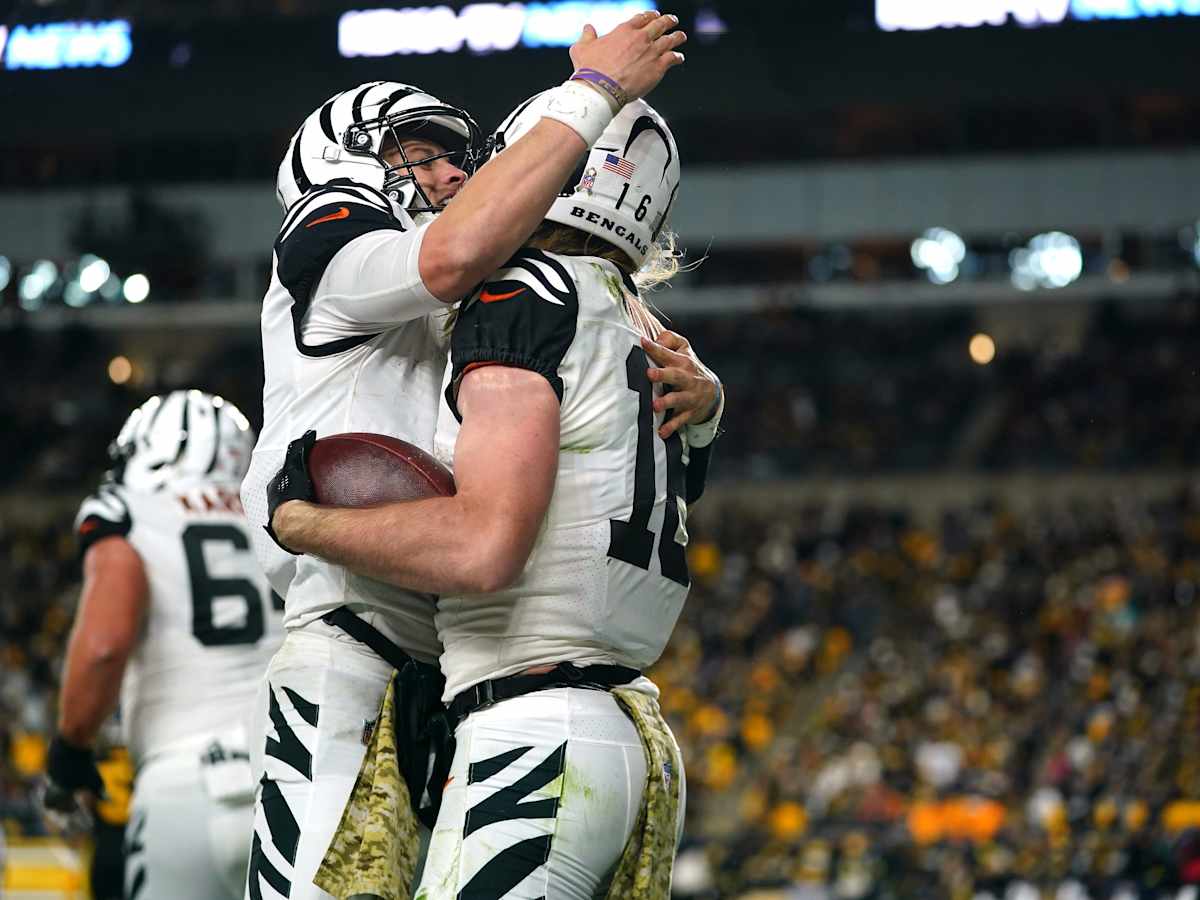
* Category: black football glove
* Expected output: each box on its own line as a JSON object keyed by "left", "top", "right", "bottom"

{"left": 43, "top": 735, "right": 105, "bottom": 816}
{"left": 265, "top": 429, "right": 317, "bottom": 555}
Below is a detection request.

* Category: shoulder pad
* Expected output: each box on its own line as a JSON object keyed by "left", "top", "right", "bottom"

{"left": 275, "top": 183, "right": 406, "bottom": 306}
{"left": 75, "top": 485, "right": 132, "bottom": 555}
{"left": 472, "top": 248, "right": 579, "bottom": 310}
{"left": 446, "top": 248, "right": 581, "bottom": 421}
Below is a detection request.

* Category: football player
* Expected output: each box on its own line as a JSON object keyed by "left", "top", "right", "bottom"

{"left": 268, "top": 95, "right": 717, "bottom": 897}
{"left": 239, "top": 11, "right": 696, "bottom": 900}
{"left": 48, "top": 390, "right": 282, "bottom": 900}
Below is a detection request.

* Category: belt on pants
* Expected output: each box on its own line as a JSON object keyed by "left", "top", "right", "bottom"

{"left": 320, "top": 605, "right": 416, "bottom": 672}
{"left": 447, "top": 661, "right": 641, "bottom": 727}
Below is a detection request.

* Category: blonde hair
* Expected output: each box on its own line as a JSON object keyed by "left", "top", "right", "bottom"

{"left": 524, "top": 221, "right": 688, "bottom": 292}
{"left": 443, "top": 222, "right": 696, "bottom": 338}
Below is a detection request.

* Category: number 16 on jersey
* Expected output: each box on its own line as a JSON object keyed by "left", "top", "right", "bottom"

{"left": 606, "top": 347, "right": 690, "bottom": 587}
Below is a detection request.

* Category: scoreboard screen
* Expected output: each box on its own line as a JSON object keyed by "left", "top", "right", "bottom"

{"left": 877, "top": 0, "right": 1200, "bottom": 31}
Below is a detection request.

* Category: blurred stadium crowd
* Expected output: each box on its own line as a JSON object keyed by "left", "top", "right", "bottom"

{"left": 2, "top": 289, "right": 1197, "bottom": 492}
{"left": 3, "top": 285, "right": 1200, "bottom": 897}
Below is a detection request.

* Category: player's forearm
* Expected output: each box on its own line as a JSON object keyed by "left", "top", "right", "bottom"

{"left": 274, "top": 497, "right": 511, "bottom": 595}
{"left": 420, "top": 119, "right": 586, "bottom": 301}
{"left": 58, "top": 640, "right": 129, "bottom": 746}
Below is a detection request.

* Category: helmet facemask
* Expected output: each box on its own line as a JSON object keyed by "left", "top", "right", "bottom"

{"left": 343, "top": 105, "right": 488, "bottom": 215}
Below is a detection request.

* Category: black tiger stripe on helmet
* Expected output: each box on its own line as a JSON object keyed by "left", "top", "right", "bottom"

{"left": 276, "top": 81, "right": 486, "bottom": 218}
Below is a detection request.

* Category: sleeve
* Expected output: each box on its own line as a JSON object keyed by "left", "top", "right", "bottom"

{"left": 684, "top": 442, "right": 715, "bottom": 505}
{"left": 274, "top": 186, "right": 442, "bottom": 352}
{"left": 74, "top": 486, "right": 132, "bottom": 557}
{"left": 444, "top": 249, "right": 581, "bottom": 422}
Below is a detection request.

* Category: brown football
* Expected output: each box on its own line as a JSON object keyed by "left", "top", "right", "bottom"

{"left": 307, "top": 432, "right": 455, "bottom": 507}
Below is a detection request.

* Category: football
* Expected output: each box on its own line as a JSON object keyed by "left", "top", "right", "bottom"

{"left": 307, "top": 432, "right": 455, "bottom": 507}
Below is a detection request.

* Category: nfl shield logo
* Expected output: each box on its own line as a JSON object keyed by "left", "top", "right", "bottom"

{"left": 662, "top": 761, "right": 673, "bottom": 790}
{"left": 578, "top": 167, "right": 597, "bottom": 194}
{"left": 361, "top": 718, "right": 376, "bottom": 746}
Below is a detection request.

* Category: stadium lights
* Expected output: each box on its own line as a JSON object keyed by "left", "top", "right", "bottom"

{"left": 18, "top": 260, "right": 58, "bottom": 310}
{"left": 876, "top": 0, "right": 1200, "bottom": 31}
{"left": 108, "top": 356, "right": 133, "bottom": 385}
{"left": 123, "top": 273, "right": 150, "bottom": 303}
{"left": 99, "top": 273, "right": 123, "bottom": 301}
{"left": 63, "top": 281, "right": 91, "bottom": 307}
{"left": 695, "top": 6, "right": 729, "bottom": 40}
{"left": 18, "top": 274, "right": 45, "bottom": 309}
{"left": 78, "top": 255, "right": 111, "bottom": 293}
{"left": 0, "top": 256, "right": 10, "bottom": 292}
{"left": 910, "top": 227, "right": 966, "bottom": 285}
{"left": 969, "top": 332, "right": 996, "bottom": 365}
{"left": 1010, "top": 231, "right": 1083, "bottom": 290}
{"left": 338, "top": 1, "right": 674, "bottom": 57}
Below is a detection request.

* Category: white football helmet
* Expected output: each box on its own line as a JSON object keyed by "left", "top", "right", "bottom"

{"left": 276, "top": 80, "right": 485, "bottom": 215}
{"left": 107, "top": 390, "right": 256, "bottom": 492}
{"left": 491, "top": 95, "right": 681, "bottom": 268}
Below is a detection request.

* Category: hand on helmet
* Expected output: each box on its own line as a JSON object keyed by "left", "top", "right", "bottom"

{"left": 570, "top": 10, "right": 686, "bottom": 105}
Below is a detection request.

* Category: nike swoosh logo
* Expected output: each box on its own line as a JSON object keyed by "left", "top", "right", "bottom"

{"left": 479, "top": 287, "right": 526, "bottom": 303}
{"left": 305, "top": 207, "right": 350, "bottom": 227}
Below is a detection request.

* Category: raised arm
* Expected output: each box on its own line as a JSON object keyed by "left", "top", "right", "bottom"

{"left": 271, "top": 366, "right": 558, "bottom": 595}
{"left": 419, "top": 11, "right": 686, "bottom": 301}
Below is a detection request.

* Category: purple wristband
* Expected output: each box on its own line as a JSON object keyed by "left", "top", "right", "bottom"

{"left": 570, "top": 67, "right": 629, "bottom": 111}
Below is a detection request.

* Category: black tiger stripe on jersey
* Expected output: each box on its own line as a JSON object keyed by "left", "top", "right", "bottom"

{"left": 463, "top": 741, "right": 565, "bottom": 838}
{"left": 265, "top": 684, "right": 317, "bottom": 780}
{"left": 446, "top": 249, "right": 581, "bottom": 420}
{"left": 76, "top": 486, "right": 132, "bottom": 556}
{"left": 275, "top": 197, "right": 406, "bottom": 357}
{"left": 278, "top": 179, "right": 392, "bottom": 237}
{"left": 506, "top": 248, "right": 577, "bottom": 306}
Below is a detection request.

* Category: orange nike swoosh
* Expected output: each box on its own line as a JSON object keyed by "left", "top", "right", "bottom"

{"left": 479, "top": 287, "right": 526, "bottom": 303}
{"left": 306, "top": 207, "right": 350, "bottom": 227}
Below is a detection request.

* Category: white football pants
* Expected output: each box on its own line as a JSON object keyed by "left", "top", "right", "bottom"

{"left": 125, "top": 751, "right": 255, "bottom": 900}
{"left": 415, "top": 686, "right": 686, "bottom": 900}
{"left": 244, "top": 627, "right": 396, "bottom": 900}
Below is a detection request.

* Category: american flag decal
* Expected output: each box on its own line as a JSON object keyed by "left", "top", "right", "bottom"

{"left": 602, "top": 153, "right": 637, "bottom": 179}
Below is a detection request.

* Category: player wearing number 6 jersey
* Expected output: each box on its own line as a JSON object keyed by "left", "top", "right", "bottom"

{"left": 271, "top": 97, "right": 719, "bottom": 897}
{"left": 50, "top": 390, "right": 282, "bottom": 900}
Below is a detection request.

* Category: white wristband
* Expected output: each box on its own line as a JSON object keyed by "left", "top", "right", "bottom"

{"left": 538, "top": 80, "right": 616, "bottom": 147}
{"left": 685, "top": 381, "right": 724, "bottom": 449}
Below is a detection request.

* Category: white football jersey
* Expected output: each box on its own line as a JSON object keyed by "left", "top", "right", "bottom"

{"left": 432, "top": 250, "right": 714, "bottom": 700}
{"left": 241, "top": 179, "right": 450, "bottom": 663}
{"left": 74, "top": 479, "right": 283, "bottom": 766}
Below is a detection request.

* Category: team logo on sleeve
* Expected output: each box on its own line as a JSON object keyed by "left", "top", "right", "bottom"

{"left": 479, "top": 282, "right": 527, "bottom": 304}
{"left": 305, "top": 206, "right": 351, "bottom": 228}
